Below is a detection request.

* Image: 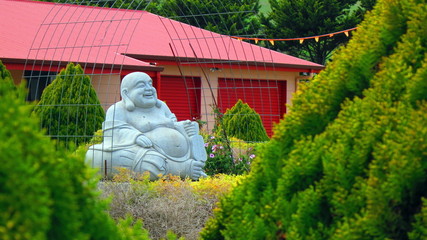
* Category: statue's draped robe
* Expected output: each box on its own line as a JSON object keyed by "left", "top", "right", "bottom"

{"left": 87, "top": 100, "right": 206, "bottom": 179}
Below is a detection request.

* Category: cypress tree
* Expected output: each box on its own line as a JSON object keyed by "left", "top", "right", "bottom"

{"left": 201, "top": 0, "right": 427, "bottom": 239}
{"left": 34, "top": 63, "right": 104, "bottom": 147}
{"left": 221, "top": 99, "right": 269, "bottom": 142}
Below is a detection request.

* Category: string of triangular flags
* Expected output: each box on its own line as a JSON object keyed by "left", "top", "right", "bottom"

{"left": 232, "top": 27, "right": 358, "bottom": 45}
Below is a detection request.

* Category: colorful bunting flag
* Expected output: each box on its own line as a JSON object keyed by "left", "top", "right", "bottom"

{"left": 231, "top": 27, "right": 357, "bottom": 45}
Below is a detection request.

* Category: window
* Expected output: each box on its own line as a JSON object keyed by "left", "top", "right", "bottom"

{"left": 24, "top": 70, "right": 57, "bottom": 101}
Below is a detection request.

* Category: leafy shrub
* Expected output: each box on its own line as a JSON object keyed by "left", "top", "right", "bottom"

{"left": 202, "top": 101, "right": 265, "bottom": 176}
{"left": 201, "top": 0, "right": 427, "bottom": 239}
{"left": 33, "top": 62, "right": 105, "bottom": 147}
{"left": 0, "top": 61, "right": 148, "bottom": 240}
{"left": 99, "top": 170, "right": 242, "bottom": 240}
{"left": 201, "top": 132, "right": 260, "bottom": 175}
{"left": 219, "top": 99, "right": 269, "bottom": 142}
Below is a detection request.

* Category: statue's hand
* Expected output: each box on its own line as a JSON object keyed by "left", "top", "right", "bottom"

{"left": 190, "top": 160, "right": 207, "bottom": 180}
{"left": 183, "top": 120, "right": 197, "bottom": 137}
{"left": 136, "top": 135, "right": 153, "bottom": 148}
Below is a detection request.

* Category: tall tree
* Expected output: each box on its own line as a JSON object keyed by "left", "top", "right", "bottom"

{"left": 147, "top": 0, "right": 262, "bottom": 37}
{"left": 263, "top": 0, "right": 376, "bottom": 65}
{"left": 41, "top": 0, "right": 262, "bottom": 37}
{"left": 40, "top": 0, "right": 149, "bottom": 10}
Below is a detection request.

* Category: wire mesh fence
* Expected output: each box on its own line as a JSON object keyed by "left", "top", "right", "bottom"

{"left": 0, "top": 0, "right": 318, "bottom": 175}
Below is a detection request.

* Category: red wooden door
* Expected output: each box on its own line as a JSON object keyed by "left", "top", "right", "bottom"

{"left": 157, "top": 75, "right": 201, "bottom": 121}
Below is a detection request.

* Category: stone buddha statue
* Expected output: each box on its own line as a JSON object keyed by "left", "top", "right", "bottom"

{"left": 86, "top": 72, "right": 207, "bottom": 180}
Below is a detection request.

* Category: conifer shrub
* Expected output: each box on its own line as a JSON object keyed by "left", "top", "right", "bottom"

{"left": 0, "top": 60, "right": 13, "bottom": 81}
{"left": 33, "top": 63, "right": 104, "bottom": 147}
{"left": 201, "top": 0, "right": 427, "bottom": 239}
{"left": 220, "top": 99, "right": 269, "bottom": 142}
{"left": 0, "top": 61, "right": 149, "bottom": 240}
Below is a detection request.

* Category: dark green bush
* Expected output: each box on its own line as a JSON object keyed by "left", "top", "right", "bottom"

{"left": 0, "top": 61, "right": 149, "bottom": 240}
{"left": 219, "top": 99, "right": 269, "bottom": 142}
{"left": 33, "top": 63, "right": 104, "bottom": 147}
{"left": 201, "top": 0, "right": 427, "bottom": 239}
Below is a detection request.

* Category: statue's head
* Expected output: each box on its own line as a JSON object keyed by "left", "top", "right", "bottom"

{"left": 121, "top": 72, "right": 160, "bottom": 111}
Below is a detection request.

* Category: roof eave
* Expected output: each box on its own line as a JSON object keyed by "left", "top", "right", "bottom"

{"left": 124, "top": 54, "right": 325, "bottom": 72}
{"left": 0, "top": 58, "right": 164, "bottom": 73}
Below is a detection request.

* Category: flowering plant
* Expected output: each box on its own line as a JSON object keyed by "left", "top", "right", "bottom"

{"left": 202, "top": 133, "right": 258, "bottom": 175}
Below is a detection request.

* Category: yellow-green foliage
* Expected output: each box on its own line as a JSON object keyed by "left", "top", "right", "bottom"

{"left": 0, "top": 61, "right": 149, "bottom": 240}
{"left": 110, "top": 168, "right": 243, "bottom": 197}
{"left": 201, "top": 0, "right": 427, "bottom": 239}
{"left": 228, "top": 136, "right": 258, "bottom": 153}
{"left": 88, "top": 129, "right": 104, "bottom": 145}
{"left": 190, "top": 174, "right": 245, "bottom": 198}
{"left": 152, "top": 174, "right": 243, "bottom": 203}
{"left": 220, "top": 99, "right": 269, "bottom": 142}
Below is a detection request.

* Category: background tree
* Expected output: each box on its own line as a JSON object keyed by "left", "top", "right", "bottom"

{"left": 34, "top": 63, "right": 105, "bottom": 147}
{"left": 147, "top": 0, "right": 262, "bottom": 37}
{"left": 201, "top": 0, "right": 427, "bottom": 238}
{"left": 42, "top": 0, "right": 262, "bottom": 37}
{"left": 262, "top": 0, "right": 376, "bottom": 65}
{"left": 39, "top": 0, "right": 149, "bottom": 10}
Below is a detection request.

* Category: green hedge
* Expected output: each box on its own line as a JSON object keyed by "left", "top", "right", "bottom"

{"left": 0, "top": 60, "right": 149, "bottom": 240}
{"left": 201, "top": 0, "right": 427, "bottom": 239}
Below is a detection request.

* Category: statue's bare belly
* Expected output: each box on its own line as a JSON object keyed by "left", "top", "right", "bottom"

{"left": 145, "top": 127, "right": 189, "bottom": 158}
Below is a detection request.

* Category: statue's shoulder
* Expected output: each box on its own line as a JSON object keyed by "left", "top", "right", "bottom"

{"left": 105, "top": 102, "right": 126, "bottom": 120}
{"left": 156, "top": 100, "right": 176, "bottom": 121}
{"left": 157, "top": 100, "right": 172, "bottom": 111}
{"left": 157, "top": 100, "right": 167, "bottom": 107}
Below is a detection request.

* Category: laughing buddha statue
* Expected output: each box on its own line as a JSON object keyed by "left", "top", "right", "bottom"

{"left": 86, "top": 72, "right": 207, "bottom": 180}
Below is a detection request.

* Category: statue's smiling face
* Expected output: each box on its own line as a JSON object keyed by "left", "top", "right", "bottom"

{"left": 129, "top": 78, "right": 157, "bottom": 108}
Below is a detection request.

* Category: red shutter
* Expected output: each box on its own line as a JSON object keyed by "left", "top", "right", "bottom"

{"left": 157, "top": 75, "right": 201, "bottom": 121}
{"left": 218, "top": 78, "right": 287, "bottom": 137}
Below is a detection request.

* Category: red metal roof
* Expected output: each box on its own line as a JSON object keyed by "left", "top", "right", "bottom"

{"left": 0, "top": 0, "right": 324, "bottom": 72}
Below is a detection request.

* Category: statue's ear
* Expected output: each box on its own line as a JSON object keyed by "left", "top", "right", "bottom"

{"left": 122, "top": 89, "right": 135, "bottom": 111}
